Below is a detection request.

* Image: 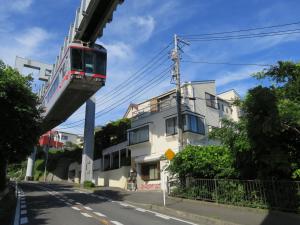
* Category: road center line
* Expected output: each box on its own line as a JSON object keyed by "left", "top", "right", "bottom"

{"left": 81, "top": 212, "right": 93, "bottom": 217}
{"left": 93, "top": 211, "right": 106, "bottom": 217}
{"left": 83, "top": 206, "right": 93, "bottom": 211}
{"left": 71, "top": 206, "right": 81, "bottom": 211}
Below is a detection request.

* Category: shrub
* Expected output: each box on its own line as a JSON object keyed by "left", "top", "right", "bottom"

{"left": 83, "top": 181, "right": 95, "bottom": 188}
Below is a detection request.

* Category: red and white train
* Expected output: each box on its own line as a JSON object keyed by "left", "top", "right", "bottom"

{"left": 40, "top": 42, "right": 107, "bottom": 132}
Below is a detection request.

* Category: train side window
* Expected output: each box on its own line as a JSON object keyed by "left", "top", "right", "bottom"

{"left": 84, "top": 51, "right": 94, "bottom": 73}
{"left": 71, "top": 48, "right": 83, "bottom": 71}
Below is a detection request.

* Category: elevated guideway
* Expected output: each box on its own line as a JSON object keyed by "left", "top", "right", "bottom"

{"left": 37, "top": 0, "right": 124, "bottom": 133}
{"left": 21, "top": 0, "right": 125, "bottom": 182}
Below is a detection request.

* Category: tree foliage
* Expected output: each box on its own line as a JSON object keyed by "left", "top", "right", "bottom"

{"left": 0, "top": 60, "right": 41, "bottom": 190}
{"left": 252, "top": 61, "right": 300, "bottom": 179}
{"left": 94, "top": 118, "right": 131, "bottom": 159}
{"left": 243, "top": 86, "right": 292, "bottom": 179}
{"left": 169, "top": 145, "right": 236, "bottom": 179}
{"left": 209, "top": 119, "right": 254, "bottom": 179}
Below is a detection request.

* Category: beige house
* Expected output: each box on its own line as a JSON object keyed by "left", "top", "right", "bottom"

{"left": 69, "top": 80, "right": 240, "bottom": 190}
{"left": 124, "top": 81, "right": 240, "bottom": 190}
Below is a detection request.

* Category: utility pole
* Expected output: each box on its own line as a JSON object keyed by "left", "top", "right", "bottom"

{"left": 172, "top": 34, "right": 183, "bottom": 150}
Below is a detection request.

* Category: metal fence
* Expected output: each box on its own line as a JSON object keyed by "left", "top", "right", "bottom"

{"left": 168, "top": 178, "right": 300, "bottom": 212}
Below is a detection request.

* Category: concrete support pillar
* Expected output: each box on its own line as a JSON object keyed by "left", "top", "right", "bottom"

{"left": 25, "top": 146, "right": 37, "bottom": 181}
{"left": 81, "top": 96, "right": 95, "bottom": 184}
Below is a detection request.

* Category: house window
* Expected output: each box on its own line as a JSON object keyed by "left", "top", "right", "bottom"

{"left": 129, "top": 126, "right": 149, "bottom": 145}
{"left": 166, "top": 117, "right": 177, "bottom": 135}
{"left": 120, "top": 149, "right": 131, "bottom": 167}
{"left": 183, "top": 114, "right": 205, "bottom": 135}
{"left": 61, "top": 135, "right": 68, "bottom": 140}
{"left": 141, "top": 162, "right": 160, "bottom": 181}
{"left": 112, "top": 151, "right": 119, "bottom": 170}
{"left": 205, "top": 93, "right": 216, "bottom": 108}
{"left": 103, "top": 154, "right": 111, "bottom": 171}
{"left": 221, "top": 104, "right": 224, "bottom": 112}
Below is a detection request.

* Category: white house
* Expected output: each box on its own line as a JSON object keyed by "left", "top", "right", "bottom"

{"left": 124, "top": 80, "right": 240, "bottom": 190}
{"left": 70, "top": 80, "right": 240, "bottom": 189}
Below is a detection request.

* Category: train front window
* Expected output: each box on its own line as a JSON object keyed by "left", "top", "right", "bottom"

{"left": 95, "top": 51, "right": 107, "bottom": 75}
{"left": 84, "top": 51, "right": 94, "bottom": 73}
{"left": 71, "top": 48, "right": 83, "bottom": 71}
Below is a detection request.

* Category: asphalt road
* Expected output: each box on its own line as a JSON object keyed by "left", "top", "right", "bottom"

{"left": 18, "top": 182, "right": 200, "bottom": 225}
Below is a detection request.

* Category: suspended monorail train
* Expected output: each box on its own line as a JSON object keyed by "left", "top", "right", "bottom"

{"left": 40, "top": 42, "right": 107, "bottom": 132}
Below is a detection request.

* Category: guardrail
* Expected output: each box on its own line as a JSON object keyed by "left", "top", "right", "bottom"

{"left": 168, "top": 178, "right": 300, "bottom": 212}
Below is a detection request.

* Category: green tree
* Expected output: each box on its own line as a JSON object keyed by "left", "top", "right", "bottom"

{"left": 0, "top": 61, "right": 41, "bottom": 190}
{"left": 209, "top": 119, "right": 254, "bottom": 179}
{"left": 169, "top": 145, "right": 236, "bottom": 179}
{"left": 243, "top": 86, "right": 292, "bottom": 179}
{"left": 94, "top": 118, "right": 131, "bottom": 159}
{"left": 253, "top": 61, "right": 300, "bottom": 179}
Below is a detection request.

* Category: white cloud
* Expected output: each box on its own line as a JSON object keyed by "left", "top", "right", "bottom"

{"left": 0, "top": 27, "right": 53, "bottom": 66}
{"left": 10, "top": 0, "right": 33, "bottom": 12}
{"left": 105, "top": 15, "right": 156, "bottom": 45}
{"left": 15, "top": 27, "right": 51, "bottom": 49}
{"left": 215, "top": 66, "right": 259, "bottom": 87}
{"left": 103, "top": 42, "right": 134, "bottom": 62}
{"left": 131, "top": 16, "right": 155, "bottom": 43}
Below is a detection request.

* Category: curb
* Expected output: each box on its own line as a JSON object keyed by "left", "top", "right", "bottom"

{"left": 74, "top": 187, "right": 242, "bottom": 225}
{"left": 124, "top": 200, "right": 242, "bottom": 225}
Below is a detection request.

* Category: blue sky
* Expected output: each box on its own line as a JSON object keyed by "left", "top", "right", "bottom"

{"left": 1, "top": 0, "right": 300, "bottom": 135}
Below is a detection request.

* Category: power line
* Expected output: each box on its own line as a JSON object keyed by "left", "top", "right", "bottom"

{"left": 61, "top": 68, "right": 171, "bottom": 129}
{"left": 184, "top": 30, "right": 300, "bottom": 42}
{"left": 182, "top": 60, "right": 272, "bottom": 67}
{"left": 65, "top": 56, "right": 170, "bottom": 122}
{"left": 69, "top": 42, "right": 172, "bottom": 119}
{"left": 180, "top": 21, "right": 300, "bottom": 37}
{"left": 60, "top": 65, "right": 173, "bottom": 129}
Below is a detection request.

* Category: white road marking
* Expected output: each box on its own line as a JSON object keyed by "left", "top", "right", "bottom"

{"left": 21, "top": 200, "right": 26, "bottom": 204}
{"left": 21, "top": 205, "right": 26, "bottom": 209}
{"left": 71, "top": 206, "right": 81, "bottom": 211}
{"left": 75, "top": 202, "right": 82, "bottom": 205}
{"left": 21, "top": 210, "right": 27, "bottom": 215}
{"left": 171, "top": 217, "right": 200, "bottom": 225}
{"left": 119, "top": 203, "right": 130, "bottom": 207}
{"left": 111, "top": 221, "right": 124, "bottom": 225}
{"left": 93, "top": 212, "right": 106, "bottom": 217}
{"left": 20, "top": 217, "right": 28, "bottom": 224}
{"left": 66, "top": 202, "right": 72, "bottom": 206}
{"left": 146, "top": 210, "right": 199, "bottom": 225}
{"left": 83, "top": 206, "right": 93, "bottom": 211}
{"left": 135, "top": 208, "right": 146, "bottom": 212}
{"left": 81, "top": 212, "right": 93, "bottom": 218}
{"left": 155, "top": 213, "right": 170, "bottom": 220}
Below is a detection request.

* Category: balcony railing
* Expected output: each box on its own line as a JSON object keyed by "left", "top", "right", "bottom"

{"left": 132, "top": 99, "right": 192, "bottom": 120}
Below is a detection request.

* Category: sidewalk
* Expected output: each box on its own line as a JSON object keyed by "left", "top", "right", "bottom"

{"left": 91, "top": 187, "right": 300, "bottom": 225}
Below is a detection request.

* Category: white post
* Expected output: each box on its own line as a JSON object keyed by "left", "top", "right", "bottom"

{"left": 25, "top": 146, "right": 37, "bottom": 181}
{"left": 162, "top": 161, "right": 170, "bottom": 206}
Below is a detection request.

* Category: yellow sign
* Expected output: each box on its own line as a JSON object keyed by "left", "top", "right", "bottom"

{"left": 165, "top": 148, "right": 175, "bottom": 161}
